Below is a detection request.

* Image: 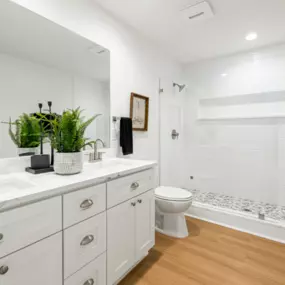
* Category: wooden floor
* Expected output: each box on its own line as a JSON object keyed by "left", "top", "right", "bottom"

{"left": 120, "top": 217, "right": 285, "bottom": 285}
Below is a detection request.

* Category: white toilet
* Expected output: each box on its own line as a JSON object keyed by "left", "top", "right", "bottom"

{"left": 155, "top": 186, "right": 193, "bottom": 238}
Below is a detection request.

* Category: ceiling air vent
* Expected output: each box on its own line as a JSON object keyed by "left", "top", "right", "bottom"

{"left": 181, "top": 1, "right": 214, "bottom": 22}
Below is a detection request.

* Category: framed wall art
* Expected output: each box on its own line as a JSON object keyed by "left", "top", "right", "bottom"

{"left": 130, "top": 93, "right": 149, "bottom": 131}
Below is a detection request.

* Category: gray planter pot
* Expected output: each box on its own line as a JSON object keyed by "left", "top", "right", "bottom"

{"left": 54, "top": 152, "right": 83, "bottom": 175}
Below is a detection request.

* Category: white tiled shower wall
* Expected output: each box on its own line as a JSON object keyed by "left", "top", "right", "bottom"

{"left": 183, "top": 43, "right": 285, "bottom": 207}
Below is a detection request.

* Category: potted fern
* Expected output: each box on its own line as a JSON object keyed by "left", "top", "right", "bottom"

{"left": 44, "top": 108, "right": 99, "bottom": 175}
{"left": 6, "top": 114, "right": 41, "bottom": 156}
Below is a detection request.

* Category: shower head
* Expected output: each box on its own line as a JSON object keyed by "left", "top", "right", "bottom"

{"left": 173, "top": 82, "right": 186, "bottom": 92}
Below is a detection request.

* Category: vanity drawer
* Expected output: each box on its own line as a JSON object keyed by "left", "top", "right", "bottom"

{"left": 0, "top": 196, "right": 62, "bottom": 258}
{"left": 0, "top": 232, "right": 62, "bottom": 285}
{"left": 65, "top": 252, "right": 106, "bottom": 285}
{"left": 64, "top": 212, "right": 106, "bottom": 278}
{"left": 107, "top": 169, "right": 154, "bottom": 208}
{"left": 63, "top": 183, "right": 106, "bottom": 228}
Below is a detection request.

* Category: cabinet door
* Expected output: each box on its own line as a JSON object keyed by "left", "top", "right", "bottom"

{"left": 0, "top": 233, "right": 62, "bottom": 285}
{"left": 107, "top": 200, "right": 135, "bottom": 285}
{"left": 135, "top": 190, "right": 155, "bottom": 262}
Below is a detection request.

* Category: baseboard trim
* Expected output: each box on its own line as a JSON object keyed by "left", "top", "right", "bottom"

{"left": 186, "top": 203, "right": 285, "bottom": 244}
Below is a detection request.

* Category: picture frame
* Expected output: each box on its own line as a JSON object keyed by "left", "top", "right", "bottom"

{"left": 130, "top": 93, "right": 149, "bottom": 131}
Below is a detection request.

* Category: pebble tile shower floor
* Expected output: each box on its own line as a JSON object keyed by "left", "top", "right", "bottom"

{"left": 189, "top": 189, "right": 285, "bottom": 222}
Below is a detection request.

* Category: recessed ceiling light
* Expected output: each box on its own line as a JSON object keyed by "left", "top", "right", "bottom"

{"left": 245, "top": 32, "right": 258, "bottom": 41}
{"left": 221, "top": 73, "right": 228, "bottom": 77}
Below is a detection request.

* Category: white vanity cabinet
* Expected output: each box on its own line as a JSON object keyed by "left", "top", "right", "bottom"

{"left": 135, "top": 190, "right": 155, "bottom": 262}
{"left": 107, "top": 190, "right": 155, "bottom": 285}
{"left": 107, "top": 171, "right": 155, "bottom": 285}
{"left": 0, "top": 165, "right": 156, "bottom": 285}
{"left": 107, "top": 198, "right": 136, "bottom": 284}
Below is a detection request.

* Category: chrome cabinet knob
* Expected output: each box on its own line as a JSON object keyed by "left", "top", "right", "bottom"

{"left": 0, "top": 234, "right": 3, "bottom": 241}
{"left": 137, "top": 199, "right": 142, "bottom": 204}
{"left": 80, "top": 199, "right": 93, "bottom": 210}
{"left": 130, "top": 182, "right": 139, "bottom": 190}
{"left": 0, "top": 265, "right": 9, "bottom": 275}
{"left": 83, "top": 278, "right": 95, "bottom": 285}
{"left": 131, "top": 202, "right": 136, "bottom": 207}
{"left": 80, "top": 235, "right": 94, "bottom": 246}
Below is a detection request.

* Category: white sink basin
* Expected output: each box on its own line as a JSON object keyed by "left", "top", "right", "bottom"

{"left": 0, "top": 176, "right": 35, "bottom": 194}
{"left": 85, "top": 159, "right": 135, "bottom": 170}
{"left": 85, "top": 160, "right": 122, "bottom": 169}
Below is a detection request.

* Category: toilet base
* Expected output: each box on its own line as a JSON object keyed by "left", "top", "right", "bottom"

{"left": 155, "top": 211, "right": 189, "bottom": 238}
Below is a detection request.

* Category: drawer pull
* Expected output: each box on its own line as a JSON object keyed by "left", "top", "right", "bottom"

{"left": 130, "top": 182, "right": 139, "bottom": 190}
{"left": 80, "top": 235, "right": 94, "bottom": 246}
{"left": 131, "top": 202, "right": 136, "bottom": 207}
{"left": 0, "top": 233, "right": 3, "bottom": 241}
{"left": 80, "top": 199, "right": 94, "bottom": 210}
{"left": 0, "top": 266, "right": 9, "bottom": 275}
{"left": 83, "top": 278, "right": 95, "bottom": 285}
{"left": 137, "top": 199, "right": 142, "bottom": 204}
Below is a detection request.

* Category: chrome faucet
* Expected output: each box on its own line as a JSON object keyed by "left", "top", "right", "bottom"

{"left": 89, "top": 139, "right": 105, "bottom": 163}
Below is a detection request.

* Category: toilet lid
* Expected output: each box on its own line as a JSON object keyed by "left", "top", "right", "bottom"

{"left": 155, "top": 186, "right": 192, "bottom": 201}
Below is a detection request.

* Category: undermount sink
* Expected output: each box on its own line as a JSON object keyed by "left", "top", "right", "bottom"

{"left": 0, "top": 176, "right": 35, "bottom": 194}
{"left": 86, "top": 158, "right": 134, "bottom": 167}
{"left": 85, "top": 160, "right": 126, "bottom": 169}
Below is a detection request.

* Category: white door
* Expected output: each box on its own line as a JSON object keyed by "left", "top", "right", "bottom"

{"left": 0, "top": 233, "right": 62, "bottom": 285}
{"left": 107, "top": 200, "right": 135, "bottom": 285}
{"left": 159, "top": 78, "right": 185, "bottom": 187}
{"left": 135, "top": 190, "right": 155, "bottom": 262}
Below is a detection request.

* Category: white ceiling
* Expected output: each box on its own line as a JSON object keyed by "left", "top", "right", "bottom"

{"left": 95, "top": 0, "right": 285, "bottom": 63}
{"left": 0, "top": 1, "right": 110, "bottom": 81}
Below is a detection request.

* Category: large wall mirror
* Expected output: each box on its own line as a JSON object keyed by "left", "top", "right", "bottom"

{"left": 0, "top": 1, "right": 110, "bottom": 158}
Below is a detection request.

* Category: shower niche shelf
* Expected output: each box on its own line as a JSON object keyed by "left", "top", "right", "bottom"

{"left": 198, "top": 90, "right": 285, "bottom": 121}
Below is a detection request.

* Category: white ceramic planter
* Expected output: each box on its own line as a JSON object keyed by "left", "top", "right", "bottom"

{"left": 18, "top": 147, "right": 39, "bottom": 156}
{"left": 54, "top": 152, "right": 83, "bottom": 175}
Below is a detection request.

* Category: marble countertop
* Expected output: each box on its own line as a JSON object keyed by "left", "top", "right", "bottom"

{"left": 0, "top": 158, "right": 157, "bottom": 212}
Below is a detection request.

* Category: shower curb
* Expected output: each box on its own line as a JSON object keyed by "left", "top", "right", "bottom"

{"left": 186, "top": 202, "right": 285, "bottom": 244}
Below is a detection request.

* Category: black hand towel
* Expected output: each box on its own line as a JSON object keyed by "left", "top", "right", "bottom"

{"left": 120, "top": 117, "right": 133, "bottom": 155}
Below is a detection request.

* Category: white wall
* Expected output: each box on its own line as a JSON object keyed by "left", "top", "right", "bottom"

{"left": 0, "top": 53, "right": 109, "bottom": 158}
{"left": 183, "top": 44, "right": 285, "bottom": 206}
{"left": 10, "top": 0, "right": 182, "bottom": 161}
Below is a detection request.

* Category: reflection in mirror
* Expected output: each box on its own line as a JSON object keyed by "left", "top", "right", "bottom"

{"left": 0, "top": 0, "right": 110, "bottom": 158}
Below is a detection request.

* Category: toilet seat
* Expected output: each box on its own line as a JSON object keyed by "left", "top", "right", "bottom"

{"left": 155, "top": 186, "right": 192, "bottom": 202}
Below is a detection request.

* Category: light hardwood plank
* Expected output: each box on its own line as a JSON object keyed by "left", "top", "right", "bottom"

{"left": 120, "top": 217, "right": 285, "bottom": 285}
